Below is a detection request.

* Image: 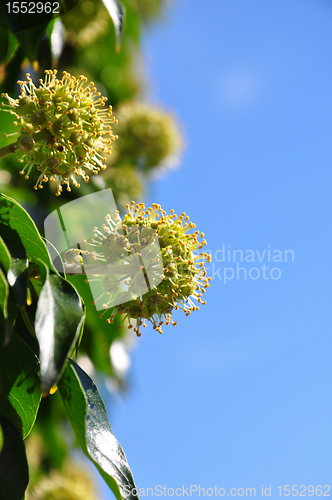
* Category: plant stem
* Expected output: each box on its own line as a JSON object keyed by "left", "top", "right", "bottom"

{"left": 0, "top": 141, "right": 19, "bottom": 159}
{"left": 19, "top": 306, "right": 37, "bottom": 338}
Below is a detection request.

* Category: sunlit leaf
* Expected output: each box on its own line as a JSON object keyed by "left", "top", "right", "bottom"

{"left": 29, "top": 258, "right": 48, "bottom": 297}
{"left": 0, "top": 268, "right": 10, "bottom": 345}
{"left": 0, "top": 333, "right": 41, "bottom": 439}
{"left": 0, "top": 237, "right": 18, "bottom": 345}
{"left": 0, "top": 224, "right": 28, "bottom": 309}
{"left": 68, "top": 274, "right": 115, "bottom": 376}
{"left": 0, "top": 415, "right": 28, "bottom": 500}
{"left": 35, "top": 267, "right": 85, "bottom": 393}
{"left": 102, "top": 0, "right": 125, "bottom": 51}
{"left": 0, "top": 194, "right": 55, "bottom": 271}
{"left": 0, "top": 236, "right": 11, "bottom": 274}
{"left": 0, "top": 269, "right": 9, "bottom": 323}
{"left": 59, "top": 360, "right": 138, "bottom": 500}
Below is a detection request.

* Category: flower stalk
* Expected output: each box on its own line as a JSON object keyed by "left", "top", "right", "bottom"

{"left": 0, "top": 140, "right": 19, "bottom": 158}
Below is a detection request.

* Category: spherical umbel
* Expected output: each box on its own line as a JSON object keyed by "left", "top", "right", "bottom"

{"left": 77, "top": 202, "right": 211, "bottom": 336}
{"left": 109, "top": 102, "right": 182, "bottom": 173}
{"left": 1, "top": 70, "right": 118, "bottom": 195}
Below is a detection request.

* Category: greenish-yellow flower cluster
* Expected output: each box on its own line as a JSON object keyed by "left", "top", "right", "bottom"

{"left": 1, "top": 70, "right": 117, "bottom": 195}
{"left": 26, "top": 462, "right": 98, "bottom": 500}
{"left": 109, "top": 102, "right": 182, "bottom": 173}
{"left": 62, "top": 0, "right": 110, "bottom": 47}
{"left": 83, "top": 202, "right": 211, "bottom": 336}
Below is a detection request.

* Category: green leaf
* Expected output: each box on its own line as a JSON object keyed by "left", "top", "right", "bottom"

{"left": 0, "top": 236, "right": 11, "bottom": 274}
{"left": 35, "top": 268, "right": 85, "bottom": 392}
{"left": 0, "top": 224, "right": 28, "bottom": 309}
{"left": 0, "top": 269, "right": 9, "bottom": 323}
{"left": 0, "top": 268, "right": 10, "bottom": 345}
{"left": 0, "top": 193, "right": 54, "bottom": 271}
{"left": 68, "top": 274, "right": 115, "bottom": 376}
{"left": 0, "top": 380, "right": 22, "bottom": 436}
{"left": 29, "top": 258, "right": 48, "bottom": 297}
{"left": 0, "top": 4, "right": 18, "bottom": 64}
{"left": 0, "top": 23, "right": 9, "bottom": 64}
{"left": 0, "top": 333, "right": 41, "bottom": 439}
{"left": 102, "top": 0, "right": 125, "bottom": 51}
{"left": 0, "top": 237, "right": 18, "bottom": 345}
{"left": 2, "top": 0, "right": 54, "bottom": 62}
{"left": 0, "top": 415, "right": 28, "bottom": 500}
{"left": 59, "top": 360, "right": 137, "bottom": 500}
{"left": 4, "top": 29, "right": 18, "bottom": 63}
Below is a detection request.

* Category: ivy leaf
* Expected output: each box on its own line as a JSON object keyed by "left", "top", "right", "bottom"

{"left": 0, "top": 194, "right": 55, "bottom": 271}
{"left": 29, "top": 258, "right": 48, "bottom": 297}
{"left": 0, "top": 236, "right": 18, "bottom": 345}
{"left": 102, "top": 0, "right": 125, "bottom": 51}
{"left": 68, "top": 274, "right": 115, "bottom": 376}
{"left": 0, "top": 333, "right": 41, "bottom": 439}
{"left": 0, "top": 3, "right": 18, "bottom": 64}
{"left": 0, "top": 415, "right": 28, "bottom": 500}
{"left": 59, "top": 360, "right": 138, "bottom": 500}
{"left": 0, "top": 269, "right": 9, "bottom": 324}
{"left": 35, "top": 268, "right": 85, "bottom": 393}
{"left": 0, "top": 224, "right": 28, "bottom": 309}
{"left": 1, "top": 0, "right": 54, "bottom": 62}
{"left": 0, "top": 268, "right": 13, "bottom": 346}
{"left": 0, "top": 236, "right": 11, "bottom": 274}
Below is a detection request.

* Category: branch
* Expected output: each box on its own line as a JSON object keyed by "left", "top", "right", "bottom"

{"left": 0, "top": 141, "right": 19, "bottom": 159}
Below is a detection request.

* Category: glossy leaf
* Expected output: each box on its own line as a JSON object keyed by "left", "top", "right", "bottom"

{"left": 2, "top": 0, "right": 54, "bottom": 62}
{"left": 68, "top": 274, "right": 115, "bottom": 376}
{"left": 102, "top": 0, "right": 125, "bottom": 51}
{"left": 0, "top": 269, "right": 9, "bottom": 322}
{"left": 0, "top": 333, "right": 41, "bottom": 439}
{"left": 35, "top": 268, "right": 85, "bottom": 392}
{"left": 0, "top": 382, "right": 22, "bottom": 437}
{"left": 59, "top": 360, "right": 137, "bottom": 500}
{"left": 0, "top": 224, "right": 29, "bottom": 309}
{"left": 0, "top": 237, "right": 17, "bottom": 345}
{"left": 29, "top": 258, "right": 48, "bottom": 297}
{"left": 0, "top": 415, "right": 28, "bottom": 500}
{"left": 0, "top": 194, "right": 54, "bottom": 271}
{"left": 0, "top": 236, "right": 11, "bottom": 274}
{"left": 0, "top": 268, "right": 10, "bottom": 345}
{"left": 4, "top": 30, "right": 18, "bottom": 63}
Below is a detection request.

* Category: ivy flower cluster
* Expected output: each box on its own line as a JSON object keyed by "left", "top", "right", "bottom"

{"left": 1, "top": 70, "right": 117, "bottom": 195}
{"left": 110, "top": 102, "right": 182, "bottom": 173}
{"left": 79, "top": 202, "right": 211, "bottom": 336}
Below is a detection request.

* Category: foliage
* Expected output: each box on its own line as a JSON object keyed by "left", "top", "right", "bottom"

{"left": 0, "top": 1, "right": 208, "bottom": 499}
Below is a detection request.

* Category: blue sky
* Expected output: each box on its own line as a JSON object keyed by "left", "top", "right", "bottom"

{"left": 100, "top": 0, "right": 332, "bottom": 498}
